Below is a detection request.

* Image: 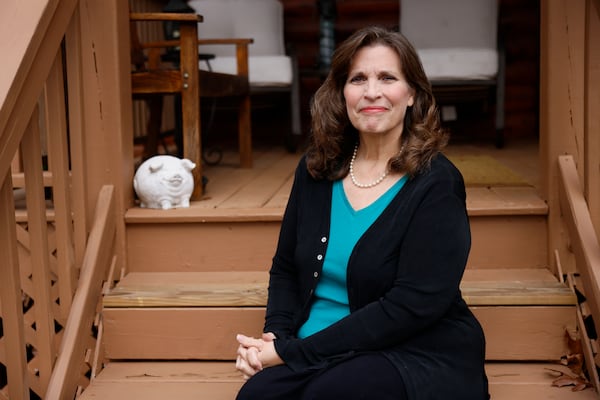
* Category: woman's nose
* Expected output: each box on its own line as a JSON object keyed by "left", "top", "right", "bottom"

{"left": 364, "top": 79, "right": 381, "bottom": 98}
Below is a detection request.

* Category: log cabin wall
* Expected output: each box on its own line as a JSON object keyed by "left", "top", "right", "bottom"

{"left": 280, "top": 0, "right": 541, "bottom": 144}
{"left": 129, "top": 0, "right": 540, "bottom": 147}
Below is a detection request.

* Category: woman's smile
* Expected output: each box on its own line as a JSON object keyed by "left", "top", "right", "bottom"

{"left": 360, "top": 106, "right": 388, "bottom": 113}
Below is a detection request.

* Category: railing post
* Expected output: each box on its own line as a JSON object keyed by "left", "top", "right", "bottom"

{"left": 0, "top": 172, "right": 29, "bottom": 400}
{"left": 45, "top": 49, "right": 77, "bottom": 320}
{"left": 64, "top": 4, "right": 89, "bottom": 270}
{"left": 21, "top": 106, "right": 57, "bottom": 394}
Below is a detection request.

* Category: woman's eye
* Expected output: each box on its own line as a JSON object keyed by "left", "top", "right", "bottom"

{"left": 382, "top": 75, "right": 397, "bottom": 82}
{"left": 349, "top": 75, "right": 365, "bottom": 83}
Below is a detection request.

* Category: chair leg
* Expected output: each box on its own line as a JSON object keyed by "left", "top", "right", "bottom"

{"left": 495, "top": 36, "right": 506, "bottom": 149}
{"left": 286, "top": 54, "right": 302, "bottom": 152}
{"left": 143, "top": 96, "right": 164, "bottom": 160}
{"left": 238, "top": 95, "right": 253, "bottom": 168}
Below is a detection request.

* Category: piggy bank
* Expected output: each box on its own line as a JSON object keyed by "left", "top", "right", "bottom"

{"left": 133, "top": 155, "right": 196, "bottom": 209}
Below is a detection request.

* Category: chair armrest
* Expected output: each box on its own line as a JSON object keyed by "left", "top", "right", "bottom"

{"left": 130, "top": 12, "right": 203, "bottom": 23}
{"left": 131, "top": 12, "right": 203, "bottom": 69}
{"left": 197, "top": 38, "right": 254, "bottom": 77}
{"left": 197, "top": 38, "right": 254, "bottom": 46}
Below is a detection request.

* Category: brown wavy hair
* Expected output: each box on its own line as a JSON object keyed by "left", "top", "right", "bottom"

{"left": 305, "top": 26, "right": 448, "bottom": 180}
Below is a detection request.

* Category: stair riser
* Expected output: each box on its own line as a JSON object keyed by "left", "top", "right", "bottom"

{"left": 103, "top": 305, "right": 574, "bottom": 361}
{"left": 126, "top": 222, "right": 281, "bottom": 273}
{"left": 104, "top": 308, "right": 264, "bottom": 360}
{"left": 126, "top": 215, "right": 547, "bottom": 272}
{"left": 470, "top": 215, "right": 548, "bottom": 269}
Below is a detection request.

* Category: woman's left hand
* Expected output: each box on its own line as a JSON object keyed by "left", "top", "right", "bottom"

{"left": 235, "top": 333, "right": 283, "bottom": 379}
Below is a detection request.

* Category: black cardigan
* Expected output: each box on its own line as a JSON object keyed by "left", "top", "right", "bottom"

{"left": 265, "top": 153, "right": 489, "bottom": 399}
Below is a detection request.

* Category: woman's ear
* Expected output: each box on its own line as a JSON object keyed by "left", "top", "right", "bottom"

{"left": 407, "top": 88, "right": 415, "bottom": 107}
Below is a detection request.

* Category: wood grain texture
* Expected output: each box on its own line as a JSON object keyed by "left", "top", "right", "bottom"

{"left": 103, "top": 269, "right": 576, "bottom": 361}
{"left": 103, "top": 307, "right": 265, "bottom": 360}
{"left": 78, "top": 361, "right": 600, "bottom": 400}
{"left": 105, "top": 269, "right": 574, "bottom": 307}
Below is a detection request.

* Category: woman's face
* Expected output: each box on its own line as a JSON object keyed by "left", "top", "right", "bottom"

{"left": 343, "top": 44, "right": 415, "bottom": 139}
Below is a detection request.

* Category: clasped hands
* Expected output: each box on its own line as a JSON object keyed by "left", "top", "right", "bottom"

{"left": 235, "top": 332, "right": 283, "bottom": 379}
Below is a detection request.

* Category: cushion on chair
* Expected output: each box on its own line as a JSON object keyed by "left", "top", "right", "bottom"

{"left": 418, "top": 48, "right": 498, "bottom": 81}
{"left": 189, "top": 0, "right": 292, "bottom": 87}
{"left": 201, "top": 56, "right": 293, "bottom": 87}
{"left": 400, "top": 0, "right": 499, "bottom": 82}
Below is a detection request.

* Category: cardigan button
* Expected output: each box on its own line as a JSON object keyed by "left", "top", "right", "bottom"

{"left": 314, "top": 271, "right": 319, "bottom": 278}
{"left": 321, "top": 236, "right": 327, "bottom": 243}
{"left": 317, "top": 254, "right": 323, "bottom": 261}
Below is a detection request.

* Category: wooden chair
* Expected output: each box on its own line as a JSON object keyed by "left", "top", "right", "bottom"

{"left": 130, "top": 11, "right": 254, "bottom": 199}
{"left": 130, "top": 12, "right": 204, "bottom": 199}
{"left": 188, "top": 0, "right": 302, "bottom": 151}
{"left": 400, "top": 0, "right": 506, "bottom": 148}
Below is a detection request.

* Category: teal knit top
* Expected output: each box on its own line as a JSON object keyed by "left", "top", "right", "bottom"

{"left": 297, "top": 175, "right": 408, "bottom": 338}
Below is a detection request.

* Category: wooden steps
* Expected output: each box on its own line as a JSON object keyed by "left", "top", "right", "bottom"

{"left": 15, "top": 146, "right": 547, "bottom": 269}
{"left": 103, "top": 269, "right": 574, "bottom": 308}
{"left": 123, "top": 150, "right": 549, "bottom": 273}
{"left": 78, "top": 361, "right": 599, "bottom": 400}
{"left": 102, "top": 269, "right": 576, "bottom": 361}
{"left": 90, "top": 146, "right": 594, "bottom": 399}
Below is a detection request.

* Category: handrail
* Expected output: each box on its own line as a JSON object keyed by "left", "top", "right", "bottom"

{"left": 0, "top": 0, "right": 78, "bottom": 180}
{"left": 558, "top": 155, "right": 600, "bottom": 330}
{"left": 0, "top": 0, "right": 108, "bottom": 400}
{"left": 45, "top": 185, "right": 117, "bottom": 400}
{"left": 557, "top": 155, "right": 600, "bottom": 389}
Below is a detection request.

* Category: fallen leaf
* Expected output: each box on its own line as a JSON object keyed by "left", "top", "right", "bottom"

{"left": 561, "top": 353, "right": 584, "bottom": 375}
{"left": 545, "top": 368, "right": 592, "bottom": 392}
{"left": 561, "top": 329, "right": 585, "bottom": 375}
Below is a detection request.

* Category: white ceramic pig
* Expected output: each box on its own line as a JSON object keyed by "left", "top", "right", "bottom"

{"left": 133, "top": 155, "right": 196, "bottom": 209}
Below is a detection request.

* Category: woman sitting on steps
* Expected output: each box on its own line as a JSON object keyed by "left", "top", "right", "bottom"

{"left": 234, "top": 25, "right": 490, "bottom": 400}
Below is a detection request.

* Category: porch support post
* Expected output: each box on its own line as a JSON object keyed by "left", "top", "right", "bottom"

{"left": 78, "top": 0, "right": 133, "bottom": 273}
{"left": 540, "top": 0, "right": 586, "bottom": 275}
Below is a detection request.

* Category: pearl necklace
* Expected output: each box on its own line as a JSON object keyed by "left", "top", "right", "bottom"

{"left": 349, "top": 144, "right": 389, "bottom": 188}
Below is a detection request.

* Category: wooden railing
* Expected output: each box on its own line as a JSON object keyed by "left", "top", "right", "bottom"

{"left": 0, "top": 1, "right": 124, "bottom": 399}
{"left": 45, "top": 185, "right": 117, "bottom": 400}
{"left": 557, "top": 154, "right": 600, "bottom": 389}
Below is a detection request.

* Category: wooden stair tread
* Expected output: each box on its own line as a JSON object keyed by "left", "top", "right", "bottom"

{"left": 104, "top": 269, "right": 575, "bottom": 308}
{"left": 462, "top": 269, "right": 576, "bottom": 305}
{"left": 124, "top": 182, "right": 546, "bottom": 224}
{"left": 486, "top": 363, "right": 599, "bottom": 399}
{"left": 78, "top": 361, "right": 599, "bottom": 399}
{"left": 466, "top": 186, "right": 548, "bottom": 216}
{"left": 104, "top": 271, "right": 268, "bottom": 307}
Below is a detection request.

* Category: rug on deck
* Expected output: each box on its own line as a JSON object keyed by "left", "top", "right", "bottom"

{"left": 446, "top": 154, "right": 531, "bottom": 187}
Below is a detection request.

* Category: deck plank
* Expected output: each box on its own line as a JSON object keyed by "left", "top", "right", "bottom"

{"left": 487, "top": 363, "right": 599, "bottom": 399}
{"left": 104, "top": 271, "right": 268, "bottom": 307}
{"left": 462, "top": 269, "right": 576, "bottom": 305}
{"left": 466, "top": 186, "right": 548, "bottom": 216}
{"left": 218, "top": 152, "right": 299, "bottom": 209}
{"left": 128, "top": 145, "right": 546, "bottom": 221}
{"left": 264, "top": 173, "right": 295, "bottom": 209}
{"left": 199, "top": 147, "right": 294, "bottom": 208}
{"left": 78, "top": 361, "right": 599, "bottom": 400}
{"left": 104, "top": 269, "right": 575, "bottom": 308}
{"left": 128, "top": 146, "right": 546, "bottom": 219}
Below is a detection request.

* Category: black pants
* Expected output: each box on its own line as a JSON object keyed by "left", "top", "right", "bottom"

{"left": 236, "top": 353, "right": 408, "bottom": 400}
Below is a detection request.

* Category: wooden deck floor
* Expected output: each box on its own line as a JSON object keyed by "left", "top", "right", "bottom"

{"left": 128, "top": 137, "right": 542, "bottom": 221}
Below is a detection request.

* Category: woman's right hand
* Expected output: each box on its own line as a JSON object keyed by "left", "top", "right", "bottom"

{"left": 235, "top": 332, "right": 278, "bottom": 379}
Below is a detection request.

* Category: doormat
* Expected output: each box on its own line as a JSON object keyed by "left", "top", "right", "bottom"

{"left": 446, "top": 154, "right": 531, "bottom": 187}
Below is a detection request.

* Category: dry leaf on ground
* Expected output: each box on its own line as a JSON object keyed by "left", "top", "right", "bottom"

{"left": 545, "top": 368, "right": 592, "bottom": 392}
